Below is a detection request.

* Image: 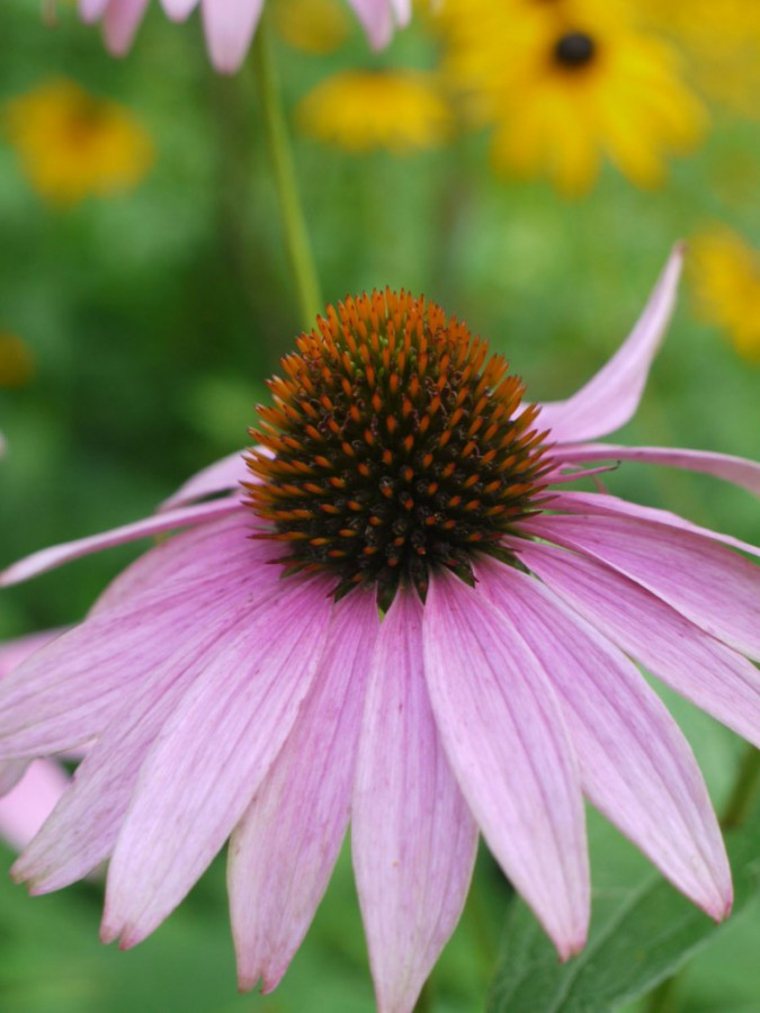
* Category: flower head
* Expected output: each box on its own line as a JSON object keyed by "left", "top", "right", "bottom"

{"left": 439, "top": 0, "right": 706, "bottom": 193}
{"left": 297, "top": 71, "right": 451, "bottom": 153}
{"left": 79, "top": 0, "right": 411, "bottom": 74}
{"left": 3, "top": 247, "right": 760, "bottom": 1009}
{"left": 4, "top": 79, "right": 153, "bottom": 206}
{"left": 691, "top": 227, "right": 760, "bottom": 362}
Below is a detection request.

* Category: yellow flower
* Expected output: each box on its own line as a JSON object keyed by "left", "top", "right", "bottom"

{"left": 691, "top": 228, "right": 760, "bottom": 362}
{"left": 4, "top": 79, "right": 153, "bottom": 206}
{"left": 438, "top": 0, "right": 706, "bottom": 194}
{"left": 0, "top": 334, "right": 35, "bottom": 389}
{"left": 273, "top": 0, "right": 350, "bottom": 54}
{"left": 638, "top": 0, "right": 760, "bottom": 118}
{"left": 297, "top": 70, "right": 452, "bottom": 153}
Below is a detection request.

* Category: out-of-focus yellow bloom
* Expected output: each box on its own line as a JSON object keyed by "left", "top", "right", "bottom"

{"left": 638, "top": 0, "right": 760, "bottom": 118}
{"left": 274, "top": 0, "right": 350, "bottom": 53}
{"left": 297, "top": 70, "right": 451, "bottom": 153}
{"left": 0, "top": 334, "right": 35, "bottom": 388}
{"left": 4, "top": 79, "right": 153, "bottom": 206}
{"left": 438, "top": 0, "right": 706, "bottom": 194}
{"left": 691, "top": 228, "right": 760, "bottom": 362}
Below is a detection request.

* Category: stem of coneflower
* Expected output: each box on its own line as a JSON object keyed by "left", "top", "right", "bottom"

{"left": 252, "top": 14, "right": 322, "bottom": 329}
{"left": 646, "top": 745, "right": 760, "bottom": 1012}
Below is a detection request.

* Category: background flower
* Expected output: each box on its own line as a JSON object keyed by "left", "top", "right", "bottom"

{"left": 690, "top": 228, "right": 760, "bottom": 362}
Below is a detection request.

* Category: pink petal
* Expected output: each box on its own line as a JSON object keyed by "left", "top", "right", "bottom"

{"left": 539, "top": 246, "right": 683, "bottom": 445}
{"left": 201, "top": 0, "right": 265, "bottom": 74}
{"left": 478, "top": 560, "right": 731, "bottom": 919}
{"left": 0, "top": 523, "right": 275, "bottom": 759}
{"left": 525, "top": 513, "right": 760, "bottom": 662}
{"left": 79, "top": 0, "right": 111, "bottom": 22}
{"left": 349, "top": 0, "right": 395, "bottom": 48}
{"left": 103, "top": 0, "right": 150, "bottom": 55}
{"left": 0, "top": 761, "right": 30, "bottom": 797}
{"left": 516, "top": 540, "right": 760, "bottom": 753}
{"left": 0, "top": 497, "right": 244, "bottom": 588}
{"left": 160, "top": 0, "right": 199, "bottom": 20}
{"left": 229, "top": 590, "right": 380, "bottom": 993}
{"left": 555, "top": 444, "right": 760, "bottom": 499}
{"left": 549, "top": 491, "right": 760, "bottom": 559}
{"left": 14, "top": 558, "right": 284, "bottom": 893}
{"left": 0, "top": 629, "right": 66, "bottom": 678}
{"left": 159, "top": 451, "right": 250, "bottom": 511}
{"left": 423, "top": 570, "right": 589, "bottom": 959}
{"left": 390, "top": 0, "right": 411, "bottom": 26}
{"left": 101, "top": 575, "right": 334, "bottom": 948}
{"left": 0, "top": 761, "right": 70, "bottom": 853}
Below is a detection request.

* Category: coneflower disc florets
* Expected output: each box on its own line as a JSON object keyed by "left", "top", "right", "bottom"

{"left": 245, "top": 290, "right": 550, "bottom": 607}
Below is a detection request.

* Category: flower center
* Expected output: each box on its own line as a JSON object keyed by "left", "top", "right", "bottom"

{"left": 553, "top": 31, "right": 596, "bottom": 69}
{"left": 245, "top": 291, "right": 549, "bottom": 608}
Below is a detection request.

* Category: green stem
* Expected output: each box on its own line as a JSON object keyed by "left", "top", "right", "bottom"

{"left": 646, "top": 745, "right": 760, "bottom": 1013}
{"left": 252, "top": 15, "right": 322, "bottom": 329}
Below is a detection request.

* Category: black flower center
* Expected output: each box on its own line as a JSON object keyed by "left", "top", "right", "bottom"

{"left": 553, "top": 31, "right": 596, "bottom": 69}
{"left": 246, "top": 291, "right": 550, "bottom": 608}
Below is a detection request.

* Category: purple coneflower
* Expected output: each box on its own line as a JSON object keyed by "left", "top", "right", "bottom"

{"left": 79, "top": 0, "right": 410, "bottom": 73}
{"left": 2, "top": 246, "right": 760, "bottom": 1010}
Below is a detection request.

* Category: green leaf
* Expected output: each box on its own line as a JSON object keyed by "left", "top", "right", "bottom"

{"left": 488, "top": 819, "right": 760, "bottom": 1013}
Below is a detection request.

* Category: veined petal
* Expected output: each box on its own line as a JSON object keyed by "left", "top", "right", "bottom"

{"left": 229, "top": 590, "right": 380, "bottom": 994}
{"left": 353, "top": 591, "right": 478, "bottom": 1013}
{"left": 159, "top": 451, "right": 249, "bottom": 511}
{"left": 549, "top": 491, "right": 760, "bottom": 560}
{"left": 555, "top": 443, "right": 760, "bottom": 499}
{"left": 0, "top": 629, "right": 66, "bottom": 678}
{"left": 101, "top": 576, "right": 333, "bottom": 948}
{"left": 0, "top": 497, "right": 244, "bottom": 588}
{"left": 0, "top": 761, "right": 30, "bottom": 797}
{"left": 539, "top": 246, "right": 683, "bottom": 445}
{"left": 160, "top": 0, "right": 199, "bottom": 21}
{"left": 13, "top": 565, "right": 282, "bottom": 892}
{"left": 201, "top": 0, "right": 265, "bottom": 74}
{"left": 478, "top": 560, "right": 731, "bottom": 919}
{"left": 103, "top": 0, "right": 150, "bottom": 55}
{"left": 0, "top": 761, "right": 70, "bottom": 853}
{"left": 525, "top": 513, "right": 760, "bottom": 662}
{"left": 516, "top": 540, "right": 760, "bottom": 752}
{"left": 423, "top": 570, "right": 588, "bottom": 959}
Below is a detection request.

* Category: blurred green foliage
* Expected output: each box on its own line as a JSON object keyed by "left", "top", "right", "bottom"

{"left": 1, "top": 1, "right": 759, "bottom": 1010}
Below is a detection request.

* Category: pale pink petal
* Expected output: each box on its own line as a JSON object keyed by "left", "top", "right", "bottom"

{"left": 101, "top": 576, "right": 334, "bottom": 948}
{"left": 229, "top": 590, "right": 380, "bottom": 993}
{"left": 390, "top": 0, "right": 411, "bottom": 26}
{"left": 549, "top": 491, "right": 760, "bottom": 560}
{"left": 555, "top": 444, "right": 760, "bottom": 499}
{"left": 0, "top": 525, "right": 276, "bottom": 759}
{"left": 423, "top": 570, "right": 588, "bottom": 959}
{"left": 160, "top": 0, "right": 199, "bottom": 20}
{"left": 477, "top": 560, "right": 731, "bottom": 919}
{"left": 353, "top": 591, "right": 478, "bottom": 1013}
{"left": 201, "top": 0, "right": 265, "bottom": 74}
{"left": 538, "top": 246, "right": 683, "bottom": 445}
{"left": 0, "top": 497, "right": 244, "bottom": 588}
{"left": 0, "top": 629, "right": 66, "bottom": 678}
{"left": 0, "top": 761, "right": 70, "bottom": 853}
{"left": 516, "top": 540, "right": 760, "bottom": 752}
{"left": 103, "top": 0, "right": 150, "bottom": 55}
{"left": 159, "top": 451, "right": 249, "bottom": 511}
{"left": 14, "top": 558, "right": 284, "bottom": 892}
{"left": 0, "top": 761, "right": 30, "bottom": 797}
{"left": 524, "top": 513, "right": 760, "bottom": 662}
{"left": 79, "top": 0, "right": 111, "bottom": 22}
{"left": 349, "top": 0, "right": 395, "bottom": 48}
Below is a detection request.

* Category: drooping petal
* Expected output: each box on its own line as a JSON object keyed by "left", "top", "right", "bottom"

{"left": 349, "top": 0, "right": 395, "bottom": 48}
{"left": 0, "top": 527, "right": 276, "bottom": 758}
{"left": 79, "top": 0, "right": 110, "bottom": 22}
{"left": 103, "top": 0, "right": 150, "bottom": 55}
{"left": 0, "top": 629, "right": 66, "bottom": 678}
{"left": 555, "top": 443, "right": 760, "bottom": 499}
{"left": 0, "top": 497, "right": 244, "bottom": 588}
{"left": 0, "top": 761, "right": 70, "bottom": 853}
{"left": 160, "top": 0, "right": 199, "bottom": 21}
{"left": 549, "top": 491, "right": 760, "bottom": 559}
{"left": 524, "top": 513, "right": 760, "bottom": 661}
{"left": 201, "top": 0, "right": 265, "bottom": 74}
{"left": 229, "top": 590, "right": 380, "bottom": 994}
{"left": 159, "top": 451, "right": 249, "bottom": 511}
{"left": 516, "top": 540, "right": 760, "bottom": 751}
{"left": 13, "top": 560, "right": 283, "bottom": 892}
{"left": 538, "top": 246, "right": 683, "bottom": 445}
{"left": 353, "top": 591, "right": 478, "bottom": 1013}
{"left": 423, "top": 570, "right": 589, "bottom": 959}
{"left": 101, "top": 575, "right": 333, "bottom": 948}
{"left": 477, "top": 560, "right": 732, "bottom": 919}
